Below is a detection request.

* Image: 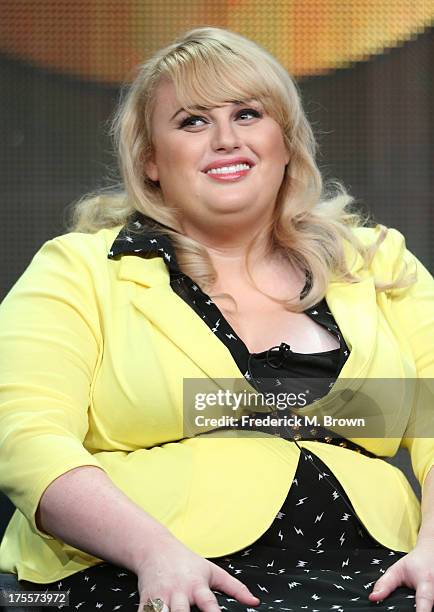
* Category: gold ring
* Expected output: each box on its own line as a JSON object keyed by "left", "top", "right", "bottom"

{"left": 142, "top": 597, "right": 168, "bottom": 612}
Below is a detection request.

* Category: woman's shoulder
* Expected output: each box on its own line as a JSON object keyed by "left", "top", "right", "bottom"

{"left": 49, "top": 225, "right": 125, "bottom": 257}
{"left": 25, "top": 222, "right": 171, "bottom": 294}
{"left": 351, "top": 224, "right": 406, "bottom": 247}
{"left": 27, "top": 225, "right": 125, "bottom": 280}
{"left": 344, "top": 224, "right": 413, "bottom": 281}
{"left": 4, "top": 226, "right": 127, "bottom": 303}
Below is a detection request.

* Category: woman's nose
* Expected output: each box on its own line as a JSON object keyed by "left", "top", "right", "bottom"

{"left": 210, "top": 120, "right": 242, "bottom": 151}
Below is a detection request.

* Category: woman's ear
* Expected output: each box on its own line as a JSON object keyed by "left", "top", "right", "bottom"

{"left": 144, "top": 155, "right": 159, "bottom": 182}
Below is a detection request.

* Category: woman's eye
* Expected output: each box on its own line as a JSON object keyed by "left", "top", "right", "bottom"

{"left": 179, "top": 115, "right": 207, "bottom": 128}
{"left": 237, "top": 108, "right": 262, "bottom": 120}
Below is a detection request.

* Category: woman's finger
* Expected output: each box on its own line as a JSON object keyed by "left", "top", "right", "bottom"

{"left": 210, "top": 563, "right": 260, "bottom": 606}
{"left": 415, "top": 579, "right": 434, "bottom": 612}
{"left": 193, "top": 584, "right": 225, "bottom": 612}
{"left": 169, "top": 591, "right": 191, "bottom": 612}
{"left": 368, "top": 561, "right": 404, "bottom": 602}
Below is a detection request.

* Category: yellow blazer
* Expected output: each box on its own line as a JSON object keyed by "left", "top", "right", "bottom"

{"left": 0, "top": 223, "right": 433, "bottom": 583}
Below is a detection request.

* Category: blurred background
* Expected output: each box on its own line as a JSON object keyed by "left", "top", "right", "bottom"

{"left": 0, "top": 0, "right": 433, "bottom": 534}
{"left": 0, "top": 1, "right": 433, "bottom": 300}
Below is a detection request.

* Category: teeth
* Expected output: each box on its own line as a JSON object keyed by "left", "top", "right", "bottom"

{"left": 206, "top": 163, "right": 251, "bottom": 175}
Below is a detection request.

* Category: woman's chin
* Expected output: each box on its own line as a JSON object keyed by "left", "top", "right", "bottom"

{"left": 203, "top": 200, "right": 260, "bottom": 217}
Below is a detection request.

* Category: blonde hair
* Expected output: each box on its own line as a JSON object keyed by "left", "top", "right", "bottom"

{"left": 68, "top": 26, "right": 414, "bottom": 310}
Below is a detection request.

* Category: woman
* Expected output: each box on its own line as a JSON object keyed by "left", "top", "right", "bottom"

{"left": 0, "top": 26, "right": 433, "bottom": 612}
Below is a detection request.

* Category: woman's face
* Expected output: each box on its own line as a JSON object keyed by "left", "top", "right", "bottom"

{"left": 144, "top": 79, "right": 290, "bottom": 235}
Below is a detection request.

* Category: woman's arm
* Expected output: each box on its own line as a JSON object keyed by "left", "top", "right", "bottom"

{"left": 0, "top": 235, "right": 107, "bottom": 538}
{"left": 36, "top": 465, "right": 173, "bottom": 573}
{"left": 36, "top": 465, "right": 260, "bottom": 612}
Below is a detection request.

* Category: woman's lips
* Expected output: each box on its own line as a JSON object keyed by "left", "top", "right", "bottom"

{"left": 204, "top": 166, "right": 253, "bottom": 182}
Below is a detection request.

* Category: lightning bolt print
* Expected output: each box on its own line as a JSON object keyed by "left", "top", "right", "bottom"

{"left": 363, "top": 581, "right": 375, "bottom": 589}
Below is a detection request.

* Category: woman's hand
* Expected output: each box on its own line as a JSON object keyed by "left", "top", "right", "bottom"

{"left": 133, "top": 531, "right": 261, "bottom": 612}
{"left": 368, "top": 541, "right": 434, "bottom": 611}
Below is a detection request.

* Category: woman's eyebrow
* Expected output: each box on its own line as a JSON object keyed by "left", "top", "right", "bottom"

{"left": 169, "top": 99, "right": 259, "bottom": 122}
{"left": 170, "top": 105, "right": 208, "bottom": 121}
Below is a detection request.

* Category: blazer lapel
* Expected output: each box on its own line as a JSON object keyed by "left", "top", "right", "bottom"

{"left": 117, "top": 255, "right": 243, "bottom": 381}
{"left": 326, "top": 276, "right": 378, "bottom": 380}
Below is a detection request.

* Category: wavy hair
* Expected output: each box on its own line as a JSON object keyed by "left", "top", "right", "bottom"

{"left": 68, "top": 26, "right": 414, "bottom": 310}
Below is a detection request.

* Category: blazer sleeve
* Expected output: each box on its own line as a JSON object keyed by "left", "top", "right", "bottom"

{"left": 381, "top": 229, "right": 434, "bottom": 488}
{"left": 0, "top": 234, "right": 106, "bottom": 539}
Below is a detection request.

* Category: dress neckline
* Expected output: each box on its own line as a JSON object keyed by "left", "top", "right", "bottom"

{"left": 252, "top": 346, "right": 341, "bottom": 358}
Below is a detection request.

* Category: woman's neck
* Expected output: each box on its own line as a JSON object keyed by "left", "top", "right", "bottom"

{"left": 180, "top": 217, "right": 304, "bottom": 298}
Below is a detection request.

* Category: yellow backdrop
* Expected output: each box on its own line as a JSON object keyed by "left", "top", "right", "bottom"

{"left": 0, "top": 0, "right": 433, "bottom": 81}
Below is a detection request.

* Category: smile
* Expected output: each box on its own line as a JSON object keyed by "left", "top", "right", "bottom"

{"left": 204, "top": 163, "right": 253, "bottom": 181}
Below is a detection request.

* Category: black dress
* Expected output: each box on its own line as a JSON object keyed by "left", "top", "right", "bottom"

{"left": 20, "top": 214, "right": 419, "bottom": 610}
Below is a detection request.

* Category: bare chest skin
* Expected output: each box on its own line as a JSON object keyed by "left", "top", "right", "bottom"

{"left": 209, "top": 266, "right": 339, "bottom": 355}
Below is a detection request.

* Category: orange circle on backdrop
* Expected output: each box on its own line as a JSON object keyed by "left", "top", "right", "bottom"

{"left": 0, "top": 0, "right": 433, "bottom": 82}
